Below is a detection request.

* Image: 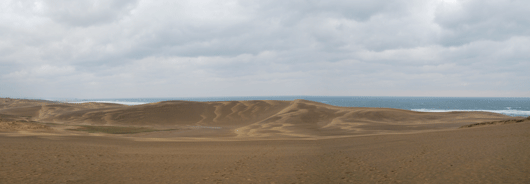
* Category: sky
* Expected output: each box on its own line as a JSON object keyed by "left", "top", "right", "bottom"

{"left": 1, "top": 0, "right": 529, "bottom": 99}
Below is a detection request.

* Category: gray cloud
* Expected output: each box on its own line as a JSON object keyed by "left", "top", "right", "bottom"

{"left": 42, "top": 0, "right": 139, "bottom": 27}
{"left": 435, "top": 0, "right": 530, "bottom": 46}
{"left": 0, "top": 0, "right": 529, "bottom": 98}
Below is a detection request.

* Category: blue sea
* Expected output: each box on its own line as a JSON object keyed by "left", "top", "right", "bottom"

{"left": 55, "top": 96, "right": 530, "bottom": 117}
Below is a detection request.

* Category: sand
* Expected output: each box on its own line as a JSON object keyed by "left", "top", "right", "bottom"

{"left": 1, "top": 97, "right": 529, "bottom": 183}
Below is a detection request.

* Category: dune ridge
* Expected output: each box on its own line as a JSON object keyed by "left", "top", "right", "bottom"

{"left": 460, "top": 116, "right": 530, "bottom": 128}
{"left": 0, "top": 98, "right": 522, "bottom": 139}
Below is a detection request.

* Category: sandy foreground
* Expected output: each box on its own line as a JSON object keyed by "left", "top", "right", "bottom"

{"left": 1, "top": 98, "right": 529, "bottom": 183}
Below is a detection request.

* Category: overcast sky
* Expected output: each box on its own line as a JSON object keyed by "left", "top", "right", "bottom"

{"left": 1, "top": 0, "right": 529, "bottom": 98}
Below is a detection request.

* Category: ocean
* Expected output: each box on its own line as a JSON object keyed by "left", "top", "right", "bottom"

{"left": 53, "top": 96, "right": 530, "bottom": 117}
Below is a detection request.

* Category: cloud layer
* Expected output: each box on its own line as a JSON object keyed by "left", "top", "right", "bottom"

{"left": 1, "top": 0, "right": 529, "bottom": 98}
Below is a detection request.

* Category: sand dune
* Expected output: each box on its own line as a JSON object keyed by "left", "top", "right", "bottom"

{"left": 0, "top": 98, "right": 522, "bottom": 139}
{"left": 1, "top": 98, "right": 529, "bottom": 183}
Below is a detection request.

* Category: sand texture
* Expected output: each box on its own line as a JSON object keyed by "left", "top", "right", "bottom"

{"left": 1, "top": 98, "right": 529, "bottom": 183}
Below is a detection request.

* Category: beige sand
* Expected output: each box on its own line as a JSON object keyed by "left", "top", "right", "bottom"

{"left": 1, "top": 98, "right": 529, "bottom": 183}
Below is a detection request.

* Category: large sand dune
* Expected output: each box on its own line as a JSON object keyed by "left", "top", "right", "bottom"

{"left": 1, "top": 98, "right": 529, "bottom": 183}
{"left": 0, "top": 98, "right": 517, "bottom": 139}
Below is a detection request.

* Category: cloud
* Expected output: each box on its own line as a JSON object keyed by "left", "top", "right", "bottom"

{"left": 435, "top": 0, "right": 530, "bottom": 46}
{"left": 4, "top": 65, "right": 75, "bottom": 78}
{"left": 41, "top": 0, "right": 139, "bottom": 27}
{"left": 0, "top": 0, "right": 529, "bottom": 98}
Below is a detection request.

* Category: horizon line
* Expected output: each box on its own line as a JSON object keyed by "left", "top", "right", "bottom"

{"left": 3, "top": 95, "right": 530, "bottom": 100}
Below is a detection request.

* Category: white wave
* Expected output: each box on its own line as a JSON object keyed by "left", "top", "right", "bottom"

{"left": 68, "top": 101, "right": 148, "bottom": 106}
{"left": 411, "top": 109, "right": 530, "bottom": 116}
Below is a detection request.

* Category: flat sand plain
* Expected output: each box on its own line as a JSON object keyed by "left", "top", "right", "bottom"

{"left": 1, "top": 98, "right": 529, "bottom": 183}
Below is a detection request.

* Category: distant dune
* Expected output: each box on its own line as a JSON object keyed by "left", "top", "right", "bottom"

{"left": 0, "top": 97, "right": 523, "bottom": 139}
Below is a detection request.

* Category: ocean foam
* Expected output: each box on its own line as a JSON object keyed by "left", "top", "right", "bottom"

{"left": 411, "top": 109, "right": 530, "bottom": 117}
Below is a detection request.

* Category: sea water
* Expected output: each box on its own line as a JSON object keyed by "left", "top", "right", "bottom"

{"left": 58, "top": 96, "right": 530, "bottom": 117}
